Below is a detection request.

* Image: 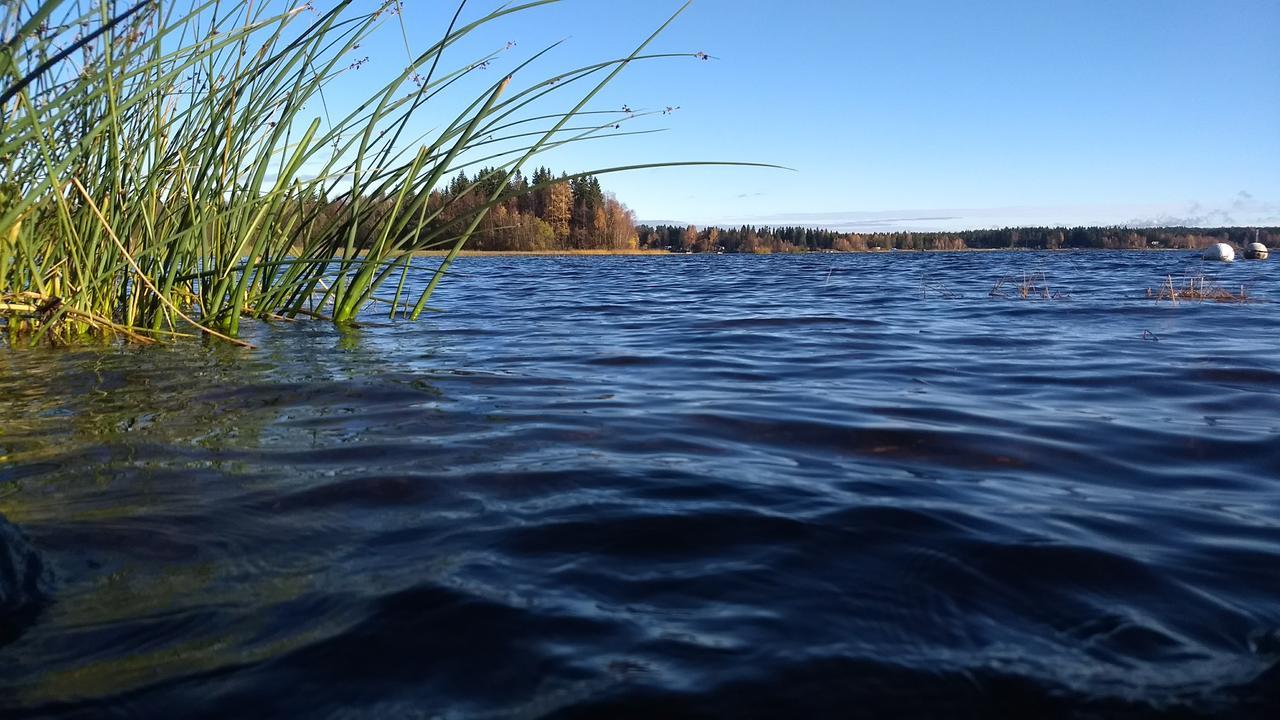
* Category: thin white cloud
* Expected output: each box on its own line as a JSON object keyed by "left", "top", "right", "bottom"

{"left": 708, "top": 197, "right": 1280, "bottom": 232}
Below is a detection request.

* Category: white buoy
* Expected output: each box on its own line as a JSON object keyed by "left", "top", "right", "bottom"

{"left": 1202, "top": 243, "right": 1235, "bottom": 262}
{"left": 1244, "top": 242, "right": 1269, "bottom": 260}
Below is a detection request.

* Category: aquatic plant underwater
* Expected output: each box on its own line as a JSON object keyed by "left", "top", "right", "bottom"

{"left": 1, "top": 0, "right": 726, "bottom": 345}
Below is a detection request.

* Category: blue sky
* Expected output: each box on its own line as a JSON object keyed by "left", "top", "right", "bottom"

{"left": 330, "top": 0, "right": 1279, "bottom": 230}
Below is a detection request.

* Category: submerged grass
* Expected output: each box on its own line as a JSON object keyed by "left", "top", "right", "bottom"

{"left": 1147, "top": 274, "right": 1251, "bottom": 304}
{"left": 2, "top": 0, "right": 748, "bottom": 345}
{"left": 988, "top": 271, "right": 1069, "bottom": 300}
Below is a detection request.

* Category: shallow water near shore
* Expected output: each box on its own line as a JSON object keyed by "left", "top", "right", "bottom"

{"left": 2, "top": 250, "right": 1279, "bottom": 718}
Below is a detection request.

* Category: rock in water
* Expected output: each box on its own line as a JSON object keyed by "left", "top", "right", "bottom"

{"left": 1244, "top": 242, "right": 1269, "bottom": 260}
{"left": 1202, "top": 243, "right": 1235, "bottom": 262}
{"left": 0, "top": 513, "right": 52, "bottom": 645}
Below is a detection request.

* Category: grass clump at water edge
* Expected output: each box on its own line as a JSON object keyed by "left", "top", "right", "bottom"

{"left": 1, "top": 0, "right": 741, "bottom": 345}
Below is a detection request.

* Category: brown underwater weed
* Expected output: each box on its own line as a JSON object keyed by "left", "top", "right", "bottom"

{"left": 989, "top": 271, "right": 1069, "bottom": 300}
{"left": 1148, "top": 274, "right": 1251, "bottom": 304}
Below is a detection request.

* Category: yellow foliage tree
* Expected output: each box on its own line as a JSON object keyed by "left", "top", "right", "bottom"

{"left": 546, "top": 182, "right": 572, "bottom": 242}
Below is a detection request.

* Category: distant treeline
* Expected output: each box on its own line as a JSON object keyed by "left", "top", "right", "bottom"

{"left": 635, "top": 224, "right": 1280, "bottom": 253}
{"left": 317, "top": 168, "right": 1275, "bottom": 253}
{"left": 318, "top": 167, "right": 637, "bottom": 252}
{"left": 442, "top": 167, "right": 638, "bottom": 251}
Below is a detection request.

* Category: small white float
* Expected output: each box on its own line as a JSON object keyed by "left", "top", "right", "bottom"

{"left": 1244, "top": 242, "right": 1269, "bottom": 260}
{"left": 1202, "top": 243, "right": 1235, "bottom": 262}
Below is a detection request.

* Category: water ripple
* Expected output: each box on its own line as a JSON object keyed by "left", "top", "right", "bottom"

{"left": 2, "top": 252, "right": 1279, "bottom": 717}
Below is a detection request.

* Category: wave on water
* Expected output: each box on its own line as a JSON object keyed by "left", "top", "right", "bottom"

{"left": 1, "top": 251, "right": 1278, "bottom": 717}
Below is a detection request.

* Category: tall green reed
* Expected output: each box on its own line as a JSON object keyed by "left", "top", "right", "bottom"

{"left": 1, "top": 0, "right": 745, "bottom": 345}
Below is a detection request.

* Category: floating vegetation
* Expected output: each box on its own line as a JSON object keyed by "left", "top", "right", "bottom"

{"left": 1, "top": 0, "right": 744, "bottom": 345}
{"left": 1148, "top": 274, "right": 1251, "bottom": 304}
{"left": 988, "top": 271, "right": 1069, "bottom": 300}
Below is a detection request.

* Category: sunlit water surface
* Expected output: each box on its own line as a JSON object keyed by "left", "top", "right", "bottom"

{"left": 2, "top": 251, "right": 1279, "bottom": 718}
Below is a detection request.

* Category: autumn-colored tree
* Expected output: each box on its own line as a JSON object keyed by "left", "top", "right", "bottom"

{"left": 603, "top": 195, "right": 638, "bottom": 250}
{"left": 678, "top": 225, "right": 698, "bottom": 252}
{"left": 545, "top": 181, "right": 572, "bottom": 243}
{"left": 508, "top": 214, "right": 556, "bottom": 251}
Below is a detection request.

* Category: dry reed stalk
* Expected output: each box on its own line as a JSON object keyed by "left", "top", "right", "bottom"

{"left": 1147, "top": 274, "right": 1250, "bottom": 303}
{"left": 989, "top": 271, "right": 1068, "bottom": 300}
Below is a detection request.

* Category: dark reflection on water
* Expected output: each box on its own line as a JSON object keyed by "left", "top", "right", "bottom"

{"left": 2, "top": 251, "right": 1279, "bottom": 718}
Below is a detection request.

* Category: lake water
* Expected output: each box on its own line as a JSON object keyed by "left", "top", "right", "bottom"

{"left": 2, "top": 251, "right": 1279, "bottom": 718}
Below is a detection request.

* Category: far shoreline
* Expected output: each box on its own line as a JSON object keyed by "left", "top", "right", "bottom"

{"left": 411, "top": 246, "right": 1202, "bottom": 257}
